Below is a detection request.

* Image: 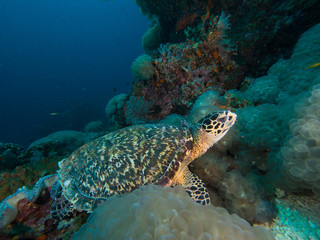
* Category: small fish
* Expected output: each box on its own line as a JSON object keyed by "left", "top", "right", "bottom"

{"left": 305, "top": 62, "right": 320, "bottom": 69}
{"left": 50, "top": 112, "right": 60, "bottom": 116}
{"left": 113, "top": 88, "right": 116, "bottom": 92}
{"left": 203, "top": 11, "right": 210, "bottom": 21}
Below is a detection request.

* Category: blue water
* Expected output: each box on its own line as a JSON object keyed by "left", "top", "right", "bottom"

{"left": 0, "top": 0, "right": 148, "bottom": 147}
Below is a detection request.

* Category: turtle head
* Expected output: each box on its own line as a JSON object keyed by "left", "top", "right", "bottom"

{"left": 197, "top": 110, "right": 237, "bottom": 146}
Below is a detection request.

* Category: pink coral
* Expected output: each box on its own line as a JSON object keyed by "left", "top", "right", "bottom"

{"left": 124, "top": 12, "right": 242, "bottom": 124}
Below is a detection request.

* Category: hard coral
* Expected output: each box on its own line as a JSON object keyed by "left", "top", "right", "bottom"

{"left": 219, "top": 170, "right": 275, "bottom": 224}
{"left": 0, "top": 174, "right": 88, "bottom": 239}
{"left": 190, "top": 139, "right": 275, "bottom": 224}
{"left": 230, "top": 23, "right": 320, "bottom": 196}
{"left": 282, "top": 84, "right": 320, "bottom": 196}
{"left": 124, "top": 95, "right": 154, "bottom": 124}
{"left": 72, "top": 185, "right": 275, "bottom": 240}
{"left": 131, "top": 54, "right": 154, "bottom": 81}
{"left": 188, "top": 90, "right": 221, "bottom": 123}
{"left": 105, "top": 93, "right": 128, "bottom": 126}
{"left": 142, "top": 20, "right": 162, "bottom": 55}
{"left": 0, "top": 143, "right": 25, "bottom": 170}
{"left": 15, "top": 197, "right": 51, "bottom": 227}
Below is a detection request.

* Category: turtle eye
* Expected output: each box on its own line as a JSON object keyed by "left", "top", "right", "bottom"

{"left": 218, "top": 116, "right": 227, "bottom": 123}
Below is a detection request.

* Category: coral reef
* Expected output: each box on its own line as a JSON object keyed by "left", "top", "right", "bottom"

{"left": 0, "top": 175, "right": 57, "bottom": 231}
{"left": 124, "top": 95, "right": 154, "bottom": 124}
{"left": 1, "top": 1, "right": 320, "bottom": 239}
{"left": 72, "top": 185, "right": 275, "bottom": 240}
{"left": 218, "top": 170, "right": 274, "bottom": 223}
{"left": 136, "top": 0, "right": 320, "bottom": 78}
{"left": 125, "top": 12, "right": 241, "bottom": 123}
{"left": 83, "top": 121, "right": 104, "bottom": 133}
{"left": 125, "top": 0, "right": 320, "bottom": 126}
{"left": 188, "top": 90, "right": 222, "bottom": 123}
{"left": 142, "top": 20, "right": 162, "bottom": 55}
{"left": 0, "top": 156, "right": 60, "bottom": 203}
{"left": 189, "top": 137, "right": 275, "bottom": 224}
{"left": 281, "top": 84, "right": 320, "bottom": 196}
{"left": 269, "top": 193, "right": 320, "bottom": 239}
{"left": 231, "top": 23, "right": 320, "bottom": 195}
{"left": 0, "top": 174, "right": 88, "bottom": 239}
{"left": 183, "top": 22, "right": 320, "bottom": 225}
{"left": 0, "top": 143, "right": 25, "bottom": 170}
{"left": 26, "top": 130, "right": 99, "bottom": 164}
{"left": 211, "top": 0, "right": 320, "bottom": 77}
{"left": 135, "top": 0, "right": 209, "bottom": 46}
{"left": 105, "top": 93, "right": 127, "bottom": 126}
{"left": 131, "top": 54, "right": 154, "bottom": 81}
{"left": 0, "top": 110, "right": 238, "bottom": 238}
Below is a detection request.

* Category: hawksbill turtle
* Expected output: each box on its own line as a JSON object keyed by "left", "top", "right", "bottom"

{"left": 0, "top": 111, "right": 236, "bottom": 224}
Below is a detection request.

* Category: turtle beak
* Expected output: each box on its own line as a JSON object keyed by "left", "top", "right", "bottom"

{"left": 225, "top": 111, "right": 237, "bottom": 127}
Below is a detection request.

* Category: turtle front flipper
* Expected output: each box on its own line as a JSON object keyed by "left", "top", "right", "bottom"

{"left": 50, "top": 181, "right": 76, "bottom": 220}
{"left": 182, "top": 170, "right": 211, "bottom": 205}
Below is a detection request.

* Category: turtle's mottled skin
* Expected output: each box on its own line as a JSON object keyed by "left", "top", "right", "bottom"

{"left": 51, "top": 110, "right": 236, "bottom": 218}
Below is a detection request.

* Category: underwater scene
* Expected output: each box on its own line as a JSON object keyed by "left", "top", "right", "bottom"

{"left": 1, "top": 0, "right": 320, "bottom": 239}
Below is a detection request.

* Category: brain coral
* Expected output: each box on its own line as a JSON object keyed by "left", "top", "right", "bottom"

{"left": 281, "top": 84, "right": 320, "bottom": 196}
{"left": 72, "top": 185, "right": 274, "bottom": 240}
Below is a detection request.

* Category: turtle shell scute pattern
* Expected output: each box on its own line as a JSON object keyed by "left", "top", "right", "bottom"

{"left": 58, "top": 124, "right": 193, "bottom": 212}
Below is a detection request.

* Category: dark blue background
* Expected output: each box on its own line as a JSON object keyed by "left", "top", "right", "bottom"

{"left": 0, "top": 0, "right": 149, "bottom": 147}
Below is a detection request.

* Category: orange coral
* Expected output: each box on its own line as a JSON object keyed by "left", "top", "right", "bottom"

{"left": 196, "top": 50, "right": 202, "bottom": 58}
{"left": 36, "top": 235, "right": 47, "bottom": 240}
{"left": 213, "top": 50, "right": 219, "bottom": 59}
{"left": 204, "top": 11, "right": 210, "bottom": 21}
